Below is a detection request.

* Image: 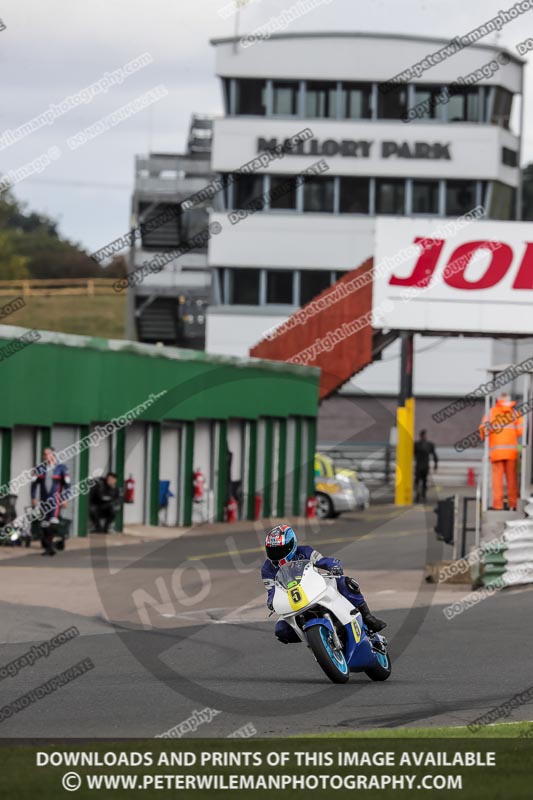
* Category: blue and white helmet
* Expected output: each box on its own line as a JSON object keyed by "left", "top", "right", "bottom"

{"left": 265, "top": 524, "right": 297, "bottom": 565}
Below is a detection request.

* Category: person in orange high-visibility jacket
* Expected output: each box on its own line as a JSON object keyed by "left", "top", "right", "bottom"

{"left": 479, "top": 392, "right": 523, "bottom": 510}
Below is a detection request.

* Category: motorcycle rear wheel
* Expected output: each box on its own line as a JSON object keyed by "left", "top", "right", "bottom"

{"left": 306, "top": 625, "right": 350, "bottom": 684}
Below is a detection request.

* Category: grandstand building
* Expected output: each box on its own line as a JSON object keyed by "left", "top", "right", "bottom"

{"left": 130, "top": 32, "right": 530, "bottom": 441}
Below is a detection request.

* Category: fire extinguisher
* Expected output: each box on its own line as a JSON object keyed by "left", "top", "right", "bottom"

{"left": 193, "top": 468, "right": 205, "bottom": 502}
{"left": 254, "top": 493, "right": 262, "bottom": 521}
{"left": 225, "top": 496, "right": 238, "bottom": 524}
{"left": 306, "top": 495, "right": 317, "bottom": 519}
{"left": 124, "top": 474, "right": 135, "bottom": 504}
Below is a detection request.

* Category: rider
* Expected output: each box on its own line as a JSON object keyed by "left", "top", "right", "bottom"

{"left": 31, "top": 447, "right": 70, "bottom": 556}
{"left": 261, "top": 524, "right": 386, "bottom": 644}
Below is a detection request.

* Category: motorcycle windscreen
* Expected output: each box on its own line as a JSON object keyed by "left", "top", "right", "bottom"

{"left": 276, "top": 560, "right": 311, "bottom": 611}
{"left": 276, "top": 559, "right": 310, "bottom": 589}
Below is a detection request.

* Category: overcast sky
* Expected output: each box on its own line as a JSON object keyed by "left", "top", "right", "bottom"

{"left": 1, "top": 0, "right": 532, "bottom": 254}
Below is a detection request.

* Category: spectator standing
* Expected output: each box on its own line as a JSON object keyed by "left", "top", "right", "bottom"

{"left": 414, "top": 430, "right": 438, "bottom": 503}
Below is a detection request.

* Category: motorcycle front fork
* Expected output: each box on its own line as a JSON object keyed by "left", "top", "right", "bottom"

{"left": 322, "top": 613, "right": 343, "bottom": 651}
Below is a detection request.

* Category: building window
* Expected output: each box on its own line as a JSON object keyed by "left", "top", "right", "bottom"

{"left": 376, "top": 179, "right": 405, "bottom": 214}
{"left": 305, "top": 81, "right": 337, "bottom": 118}
{"left": 412, "top": 180, "right": 439, "bottom": 214}
{"left": 181, "top": 208, "right": 208, "bottom": 241}
{"left": 340, "top": 82, "right": 372, "bottom": 119}
{"left": 235, "top": 79, "right": 266, "bottom": 115}
{"left": 222, "top": 79, "right": 231, "bottom": 114}
{"left": 339, "top": 177, "right": 370, "bottom": 213}
{"left": 378, "top": 84, "right": 408, "bottom": 119}
{"left": 448, "top": 88, "right": 480, "bottom": 122}
{"left": 266, "top": 270, "right": 294, "bottom": 304}
{"left": 269, "top": 175, "right": 298, "bottom": 210}
{"left": 489, "top": 182, "right": 516, "bottom": 220}
{"left": 492, "top": 88, "right": 513, "bottom": 129}
{"left": 233, "top": 174, "right": 264, "bottom": 209}
{"left": 303, "top": 177, "right": 334, "bottom": 212}
{"left": 502, "top": 147, "right": 518, "bottom": 168}
{"left": 446, "top": 180, "right": 477, "bottom": 215}
{"left": 300, "top": 270, "right": 332, "bottom": 306}
{"left": 221, "top": 173, "right": 231, "bottom": 209}
{"left": 230, "top": 269, "right": 260, "bottom": 305}
{"left": 272, "top": 81, "right": 300, "bottom": 115}
{"left": 412, "top": 85, "right": 442, "bottom": 120}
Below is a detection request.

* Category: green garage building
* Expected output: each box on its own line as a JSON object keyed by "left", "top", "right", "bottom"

{"left": 0, "top": 326, "right": 319, "bottom": 536}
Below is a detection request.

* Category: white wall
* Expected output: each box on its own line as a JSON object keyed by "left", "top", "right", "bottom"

{"left": 194, "top": 421, "right": 214, "bottom": 490}
{"left": 285, "top": 418, "right": 296, "bottom": 516}
{"left": 88, "top": 424, "right": 112, "bottom": 481}
{"left": 124, "top": 423, "right": 147, "bottom": 524}
{"left": 227, "top": 420, "right": 243, "bottom": 482}
{"left": 271, "top": 420, "right": 280, "bottom": 517}
{"left": 51, "top": 425, "right": 79, "bottom": 523}
{"left": 206, "top": 306, "right": 289, "bottom": 357}
{"left": 10, "top": 427, "right": 35, "bottom": 512}
{"left": 193, "top": 420, "right": 216, "bottom": 521}
{"left": 159, "top": 425, "right": 181, "bottom": 526}
{"left": 208, "top": 212, "right": 374, "bottom": 270}
{"left": 256, "top": 419, "right": 266, "bottom": 502}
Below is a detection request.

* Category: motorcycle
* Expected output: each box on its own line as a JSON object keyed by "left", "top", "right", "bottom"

{"left": 272, "top": 559, "right": 391, "bottom": 684}
{"left": 32, "top": 513, "right": 70, "bottom": 552}
{"left": 0, "top": 495, "right": 32, "bottom": 547}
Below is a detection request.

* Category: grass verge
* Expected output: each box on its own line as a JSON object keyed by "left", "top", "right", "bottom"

{"left": 1, "top": 294, "right": 126, "bottom": 339}
{"left": 302, "top": 721, "right": 532, "bottom": 737}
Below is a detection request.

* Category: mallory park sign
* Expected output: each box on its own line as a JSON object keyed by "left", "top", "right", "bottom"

{"left": 257, "top": 137, "right": 451, "bottom": 160}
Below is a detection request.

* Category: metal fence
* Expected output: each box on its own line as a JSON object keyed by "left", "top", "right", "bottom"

{"left": 0, "top": 279, "right": 118, "bottom": 297}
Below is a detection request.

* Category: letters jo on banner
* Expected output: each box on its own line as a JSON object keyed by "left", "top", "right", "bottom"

{"left": 372, "top": 219, "right": 533, "bottom": 335}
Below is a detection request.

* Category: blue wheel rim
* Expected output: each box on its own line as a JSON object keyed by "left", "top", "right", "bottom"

{"left": 375, "top": 651, "right": 389, "bottom": 669}
{"left": 319, "top": 626, "right": 348, "bottom": 674}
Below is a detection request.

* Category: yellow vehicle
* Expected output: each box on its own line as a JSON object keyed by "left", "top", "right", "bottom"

{"left": 314, "top": 453, "right": 370, "bottom": 519}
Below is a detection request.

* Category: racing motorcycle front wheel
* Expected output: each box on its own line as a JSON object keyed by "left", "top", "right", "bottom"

{"left": 306, "top": 624, "right": 350, "bottom": 684}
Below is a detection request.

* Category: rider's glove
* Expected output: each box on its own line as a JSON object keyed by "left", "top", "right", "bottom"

{"left": 330, "top": 565, "right": 343, "bottom": 576}
{"left": 267, "top": 601, "right": 274, "bottom": 611}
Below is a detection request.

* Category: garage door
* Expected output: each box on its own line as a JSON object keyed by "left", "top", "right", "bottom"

{"left": 159, "top": 424, "right": 181, "bottom": 526}
{"left": 10, "top": 426, "right": 36, "bottom": 514}
{"left": 51, "top": 425, "right": 80, "bottom": 526}
{"left": 124, "top": 423, "right": 147, "bottom": 524}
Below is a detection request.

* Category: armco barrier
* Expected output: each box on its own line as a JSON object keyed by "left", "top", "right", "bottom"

{"left": 481, "top": 511, "right": 533, "bottom": 588}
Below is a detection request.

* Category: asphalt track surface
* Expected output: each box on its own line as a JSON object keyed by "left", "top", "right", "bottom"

{"left": 0, "top": 505, "right": 532, "bottom": 738}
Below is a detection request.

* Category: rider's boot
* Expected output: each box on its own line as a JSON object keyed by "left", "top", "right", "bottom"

{"left": 356, "top": 601, "right": 387, "bottom": 633}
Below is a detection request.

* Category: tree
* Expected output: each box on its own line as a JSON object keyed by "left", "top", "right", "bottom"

{"left": 0, "top": 189, "right": 105, "bottom": 278}
{"left": 0, "top": 230, "right": 30, "bottom": 278}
